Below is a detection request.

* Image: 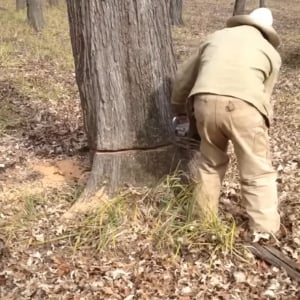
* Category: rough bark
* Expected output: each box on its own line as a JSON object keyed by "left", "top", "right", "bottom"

{"left": 47, "top": 0, "right": 59, "bottom": 7}
{"left": 233, "top": 0, "right": 246, "bottom": 15}
{"left": 66, "top": 0, "right": 177, "bottom": 210}
{"left": 27, "top": 0, "right": 44, "bottom": 32}
{"left": 170, "top": 0, "right": 184, "bottom": 26}
{"left": 16, "top": 0, "right": 26, "bottom": 10}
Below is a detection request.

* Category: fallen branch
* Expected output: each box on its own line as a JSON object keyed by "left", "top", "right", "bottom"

{"left": 248, "top": 243, "right": 300, "bottom": 282}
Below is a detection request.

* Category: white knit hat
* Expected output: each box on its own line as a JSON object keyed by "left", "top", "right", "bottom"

{"left": 226, "top": 8, "right": 280, "bottom": 48}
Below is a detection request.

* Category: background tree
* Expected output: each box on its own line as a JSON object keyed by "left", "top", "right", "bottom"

{"left": 233, "top": 0, "right": 267, "bottom": 15}
{"left": 259, "top": 0, "right": 266, "bottom": 7}
{"left": 233, "top": 0, "right": 246, "bottom": 15}
{"left": 47, "top": 0, "right": 59, "bottom": 7}
{"left": 27, "top": 0, "right": 44, "bottom": 32}
{"left": 16, "top": 0, "right": 26, "bottom": 11}
{"left": 66, "top": 0, "right": 177, "bottom": 215}
{"left": 170, "top": 0, "right": 184, "bottom": 26}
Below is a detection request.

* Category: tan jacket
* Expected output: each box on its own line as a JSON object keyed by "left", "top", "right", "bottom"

{"left": 171, "top": 25, "right": 281, "bottom": 123}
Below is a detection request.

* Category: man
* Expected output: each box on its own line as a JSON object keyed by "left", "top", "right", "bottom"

{"left": 171, "top": 8, "right": 282, "bottom": 236}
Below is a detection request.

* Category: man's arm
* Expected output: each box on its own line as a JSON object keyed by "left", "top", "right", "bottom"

{"left": 264, "top": 53, "right": 281, "bottom": 98}
{"left": 171, "top": 48, "right": 202, "bottom": 115}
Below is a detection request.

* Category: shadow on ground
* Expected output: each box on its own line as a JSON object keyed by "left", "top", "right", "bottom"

{"left": 0, "top": 80, "right": 88, "bottom": 158}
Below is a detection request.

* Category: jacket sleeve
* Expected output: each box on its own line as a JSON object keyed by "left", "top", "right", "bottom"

{"left": 264, "top": 53, "right": 281, "bottom": 98}
{"left": 170, "top": 48, "right": 201, "bottom": 115}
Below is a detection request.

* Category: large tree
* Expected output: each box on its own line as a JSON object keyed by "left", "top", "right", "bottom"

{"left": 66, "top": 0, "right": 177, "bottom": 215}
{"left": 170, "top": 0, "right": 184, "bottom": 26}
{"left": 16, "top": 0, "right": 26, "bottom": 10}
{"left": 233, "top": 0, "right": 246, "bottom": 15}
{"left": 259, "top": 0, "right": 266, "bottom": 7}
{"left": 233, "top": 0, "right": 267, "bottom": 15}
{"left": 26, "top": 0, "right": 44, "bottom": 32}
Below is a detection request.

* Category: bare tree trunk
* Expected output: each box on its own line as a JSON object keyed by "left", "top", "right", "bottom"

{"left": 170, "top": 0, "right": 184, "bottom": 26}
{"left": 27, "top": 0, "right": 44, "bottom": 32}
{"left": 16, "top": 0, "right": 26, "bottom": 10}
{"left": 47, "top": 0, "right": 59, "bottom": 7}
{"left": 233, "top": 0, "right": 246, "bottom": 15}
{"left": 259, "top": 0, "right": 266, "bottom": 7}
{"left": 65, "top": 0, "right": 177, "bottom": 214}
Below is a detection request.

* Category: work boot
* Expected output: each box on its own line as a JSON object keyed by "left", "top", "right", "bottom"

{"left": 238, "top": 224, "right": 287, "bottom": 246}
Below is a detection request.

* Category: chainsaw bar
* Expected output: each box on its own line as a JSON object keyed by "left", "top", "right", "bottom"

{"left": 174, "top": 136, "right": 200, "bottom": 150}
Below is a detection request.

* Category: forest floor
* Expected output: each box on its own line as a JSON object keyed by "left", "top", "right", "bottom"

{"left": 0, "top": 0, "right": 299, "bottom": 299}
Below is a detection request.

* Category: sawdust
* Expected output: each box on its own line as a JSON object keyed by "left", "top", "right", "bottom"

{"left": 31, "top": 158, "right": 88, "bottom": 187}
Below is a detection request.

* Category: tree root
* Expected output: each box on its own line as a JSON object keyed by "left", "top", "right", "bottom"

{"left": 61, "top": 186, "right": 108, "bottom": 221}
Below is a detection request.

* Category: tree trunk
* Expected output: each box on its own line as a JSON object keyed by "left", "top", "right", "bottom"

{"left": 259, "top": 0, "right": 266, "bottom": 7}
{"left": 66, "top": 0, "right": 177, "bottom": 212}
{"left": 233, "top": 0, "right": 246, "bottom": 15}
{"left": 16, "top": 0, "right": 26, "bottom": 10}
{"left": 170, "top": 0, "right": 184, "bottom": 26}
{"left": 27, "top": 0, "right": 44, "bottom": 32}
{"left": 47, "top": 0, "right": 59, "bottom": 7}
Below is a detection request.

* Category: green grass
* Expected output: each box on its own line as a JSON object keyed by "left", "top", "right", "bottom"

{"left": 0, "top": 1, "right": 74, "bottom": 103}
{"left": 1, "top": 190, "right": 46, "bottom": 244}
{"left": 0, "top": 104, "right": 22, "bottom": 133}
{"left": 0, "top": 184, "right": 82, "bottom": 245}
{"left": 282, "top": 34, "right": 300, "bottom": 43}
{"left": 72, "top": 196, "right": 128, "bottom": 251}
{"left": 59, "top": 174, "right": 246, "bottom": 263}
{"left": 22, "top": 193, "right": 41, "bottom": 221}
{"left": 147, "top": 175, "right": 241, "bottom": 261}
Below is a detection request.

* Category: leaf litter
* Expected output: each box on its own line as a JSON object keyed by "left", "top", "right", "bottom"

{"left": 1, "top": 0, "right": 300, "bottom": 299}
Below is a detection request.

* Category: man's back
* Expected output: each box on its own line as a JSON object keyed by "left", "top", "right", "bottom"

{"left": 189, "top": 25, "right": 281, "bottom": 120}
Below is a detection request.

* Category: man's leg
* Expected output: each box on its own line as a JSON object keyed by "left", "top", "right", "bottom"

{"left": 193, "top": 95, "right": 229, "bottom": 217}
{"left": 228, "top": 99, "right": 280, "bottom": 234}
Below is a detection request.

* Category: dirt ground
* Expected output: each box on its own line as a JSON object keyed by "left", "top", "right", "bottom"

{"left": 0, "top": 0, "right": 300, "bottom": 299}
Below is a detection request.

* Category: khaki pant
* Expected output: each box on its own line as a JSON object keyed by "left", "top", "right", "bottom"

{"left": 193, "top": 94, "right": 280, "bottom": 234}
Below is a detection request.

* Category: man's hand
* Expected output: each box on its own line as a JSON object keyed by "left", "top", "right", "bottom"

{"left": 171, "top": 103, "right": 186, "bottom": 116}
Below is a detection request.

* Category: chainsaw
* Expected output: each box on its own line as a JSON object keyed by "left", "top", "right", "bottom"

{"left": 172, "top": 115, "right": 201, "bottom": 150}
{"left": 172, "top": 115, "right": 190, "bottom": 137}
